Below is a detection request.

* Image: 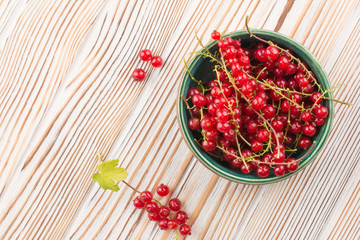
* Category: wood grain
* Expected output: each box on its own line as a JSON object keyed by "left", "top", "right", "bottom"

{"left": 0, "top": 0, "right": 359, "bottom": 239}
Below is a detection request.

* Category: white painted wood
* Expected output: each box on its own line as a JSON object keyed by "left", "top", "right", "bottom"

{"left": 0, "top": 0, "right": 359, "bottom": 239}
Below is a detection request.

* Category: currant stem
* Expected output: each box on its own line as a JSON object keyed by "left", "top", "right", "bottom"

{"left": 245, "top": 16, "right": 268, "bottom": 45}
{"left": 181, "top": 95, "right": 194, "bottom": 117}
{"left": 122, "top": 180, "right": 141, "bottom": 194}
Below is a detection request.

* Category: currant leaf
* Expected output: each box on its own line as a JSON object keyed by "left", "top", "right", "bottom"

{"left": 92, "top": 159, "right": 128, "bottom": 191}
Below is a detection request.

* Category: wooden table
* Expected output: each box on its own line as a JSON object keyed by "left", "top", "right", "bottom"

{"left": 0, "top": 0, "right": 359, "bottom": 239}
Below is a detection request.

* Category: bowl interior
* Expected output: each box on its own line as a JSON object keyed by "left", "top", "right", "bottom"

{"left": 178, "top": 30, "right": 333, "bottom": 184}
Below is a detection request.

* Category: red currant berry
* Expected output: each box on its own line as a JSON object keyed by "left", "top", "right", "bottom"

{"left": 188, "top": 117, "right": 200, "bottom": 130}
{"left": 217, "top": 121, "right": 231, "bottom": 133}
{"left": 285, "top": 63, "right": 297, "bottom": 74}
{"left": 303, "top": 123, "right": 317, "bottom": 136}
{"left": 281, "top": 100, "right": 289, "bottom": 112}
{"left": 175, "top": 211, "right": 188, "bottom": 225}
{"left": 240, "top": 162, "right": 253, "bottom": 174}
{"left": 289, "top": 120, "right": 303, "bottom": 134}
{"left": 158, "top": 218, "right": 169, "bottom": 230}
{"left": 274, "top": 165, "right": 286, "bottom": 177}
{"left": 311, "top": 92, "right": 322, "bottom": 103}
{"left": 146, "top": 202, "right": 160, "bottom": 213}
{"left": 262, "top": 104, "right": 276, "bottom": 119}
{"left": 314, "top": 116, "right": 325, "bottom": 126}
{"left": 273, "top": 150, "right": 285, "bottom": 163}
{"left": 298, "top": 136, "right": 312, "bottom": 149}
{"left": 151, "top": 56, "right": 163, "bottom": 68}
{"left": 140, "top": 191, "right": 153, "bottom": 203}
{"left": 257, "top": 165, "right": 270, "bottom": 177}
{"left": 223, "top": 147, "right": 237, "bottom": 162}
{"left": 211, "top": 30, "right": 221, "bottom": 40}
{"left": 254, "top": 48, "right": 267, "bottom": 62}
{"left": 316, "top": 105, "right": 328, "bottom": 119}
{"left": 205, "top": 128, "right": 218, "bottom": 140}
{"left": 132, "top": 68, "right": 146, "bottom": 81}
{"left": 256, "top": 129, "right": 270, "bottom": 142}
{"left": 201, "top": 117, "right": 215, "bottom": 131}
{"left": 246, "top": 120, "right": 258, "bottom": 134}
{"left": 216, "top": 108, "right": 229, "bottom": 122}
{"left": 239, "top": 55, "right": 250, "bottom": 66}
{"left": 251, "top": 96, "right": 265, "bottom": 111}
{"left": 168, "top": 219, "right": 178, "bottom": 229}
{"left": 271, "top": 119, "right": 284, "bottom": 132}
{"left": 191, "top": 94, "right": 206, "bottom": 107}
{"left": 218, "top": 39, "right": 229, "bottom": 49}
{"left": 286, "top": 158, "right": 299, "bottom": 172}
{"left": 148, "top": 212, "right": 161, "bottom": 221}
{"left": 179, "top": 224, "right": 192, "bottom": 236}
{"left": 277, "top": 55, "right": 289, "bottom": 70}
{"left": 168, "top": 198, "right": 181, "bottom": 211}
{"left": 251, "top": 140, "right": 263, "bottom": 153}
{"left": 202, "top": 139, "right": 216, "bottom": 151}
{"left": 133, "top": 196, "right": 145, "bottom": 209}
{"left": 139, "top": 49, "right": 152, "bottom": 61}
{"left": 301, "top": 112, "right": 312, "bottom": 122}
{"left": 159, "top": 206, "right": 171, "bottom": 218}
{"left": 298, "top": 77, "right": 309, "bottom": 87}
{"left": 187, "top": 87, "right": 201, "bottom": 97}
{"left": 265, "top": 46, "right": 280, "bottom": 60}
{"left": 156, "top": 184, "right": 170, "bottom": 197}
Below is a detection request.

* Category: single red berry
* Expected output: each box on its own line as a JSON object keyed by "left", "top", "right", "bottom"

{"left": 298, "top": 77, "right": 309, "bottom": 87}
{"left": 191, "top": 94, "right": 206, "bottom": 107}
{"left": 201, "top": 139, "right": 216, "bottom": 151}
{"left": 223, "top": 147, "right": 237, "bottom": 162}
{"left": 265, "top": 46, "right": 280, "bottom": 60}
{"left": 218, "top": 39, "right": 229, "bottom": 49}
{"left": 205, "top": 128, "right": 218, "bottom": 140}
{"left": 133, "top": 196, "right": 145, "bottom": 209}
{"left": 257, "top": 165, "right": 270, "bottom": 178}
{"left": 179, "top": 224, "right": 192, "bottom": 236}
{"left": 285, "top": 63, "right": 297, "bottom": 74}
{"left": 139, "top": 49, "right": 152, "bottom": 61}
{"left": 201, "top": 117, "right": 215, "bottom": 131}
{"left": 273, "top": 143, "right": 285, "bottom": 152}
{"left": 273, "top": 150, "right": 285, "bottom": 163}
{"left": 301, "top": 112, "right": 312, "bottom": 122}
{"left": 140, "top": 191, "right": 153, "bottom": 203}
{"left": 216, "top": 108, "right": 230, "bottom": 122}
{"left": 188, "top": 117, "right": 200, "bottom": 130}
{"left": 175, "top": 211, "right": 188, "bottom": 225}
{"left": 311, "top": 92, "right": 322, "bottom": 103}
{"left": 240, "top": 162, "right": 253, "bottom": 174}
{"left": 289, "top": 120, "right": 303, "bottom": 134}
{"left": 271, "top": 119, "right": 284, "bottom": 132}
{"left": 231, "top": 159, "right": 242, "bottom": 169}
{"left": 168, "top": 198, "right": 181, "bottom": 211}
{"left": 262, "top": 104, "right": 276, "bottom": 119}
{"left": 281, "top": 100, "right": 289, "bottom": 112}
{"left": 151, "top": 56, "right": 163, "bottom": 68}
{"left": 156, "top": 184, "right": 170, "bottom": 197}
{"left": 146, "top": 202, "right": 160, "bottom": 213}
{"left": 168, "top": 219, "right": 178, "bottom": 229}
{"left": 316, "top": 105, "right": 328, "bottom": 119}
{"left": 256, "top": 129, "right": 270, "bottom": 142}
{"left": 314, "top": 116, "right": 325, "bottom": 126}
{"left": 239, "top": 55, "right": 250, "bottom": 66}
{"left": 187, "top": 87, "right": 201, "bottom": 97}
{"left": 217, "top": 121, "right": 231, "bottom": 133}
{"left": 159, "top": 206, "right": 171, "bottom": 218}
{"left": 277, "top": 55, "right": 289, "bottom": 70}
{"left": 254, "top": 48, "right": 267, "bottom": 62}
{"left": 246, "top": 120, "right": 258, "bottom": 134}
{"left": 132, "top": 68, "right": 146, "bottom": 81}
{"left": 274, "top": 165, "right": 286, "bottom": 177}
{"left": 262, "top": 153, "right": 273, "bottom": 163}
{"left": 211, "top": 30, "right": 221, "bottom": 40}
{"left": 298, "top": 136, "right": 312, "bottom": 149}
{"left": 251, "top": 96, "right": 265, "bottom": 111}
{"left": 148, "top": 212, "right": 161, "bottom": 221}
{"left": 303, "top": 123, "right": 317, "bottom": 136}
{"left": 158, "top": 218, "right": 169, "bottom": 230}
{"left": 217, "top": 69, "right": 227, "bottom": 81}
{"left": 286, "top": 158, "right": 299, "bottom": 172}
{"left": 251, "top": 140, "right": 263, "bottom": 153}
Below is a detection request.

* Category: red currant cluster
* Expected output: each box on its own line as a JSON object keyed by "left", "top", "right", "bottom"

{"left": 185, "top": 30, "right": 329, "bottom": 178}
{"left": 132, "top": 49, "right": 163, "bottom": 81}
{"left": 133, "top": 184, "right": 191, "bottom": 236}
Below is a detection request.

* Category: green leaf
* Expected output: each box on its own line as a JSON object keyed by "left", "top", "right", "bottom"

{"left": 92, "top": 159, "right": 128, "bottom": 192}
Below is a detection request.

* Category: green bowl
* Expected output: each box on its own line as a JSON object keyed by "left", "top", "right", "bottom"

{"left": 177, "top": 30, "right": 333, "bottom": 184}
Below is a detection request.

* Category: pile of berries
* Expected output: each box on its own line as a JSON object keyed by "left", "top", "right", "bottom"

{"left": 132, "top": 49, "right": 163, "bottom": 81}
{"left": 184, "top": 30, "right": 330, "bottom": 178}
{"left": 133, "top": 184, "right": 191, "bottom": 236}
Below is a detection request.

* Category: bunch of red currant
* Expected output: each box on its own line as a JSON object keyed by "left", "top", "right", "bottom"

{"left": 184, "top": 30, "right": 330, "bottom": 178}
{"left": 133, "top": 184, "right": 191, "bottom": 236}
{"left": 132, "top": 49, "right": 163, "bottom": 81}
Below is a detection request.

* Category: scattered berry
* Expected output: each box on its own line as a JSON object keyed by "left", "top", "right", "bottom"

{"left": 139, "top": 49, "right": 152, "bottom": 61}
{"left": 132, "top": 68, "right": 146, "bottom": 81}
{"left": 156, "top": 184, "right": 170, "bottom": 197}
{"left": 151, "top": 56, "right": 163, "bottom": 68}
